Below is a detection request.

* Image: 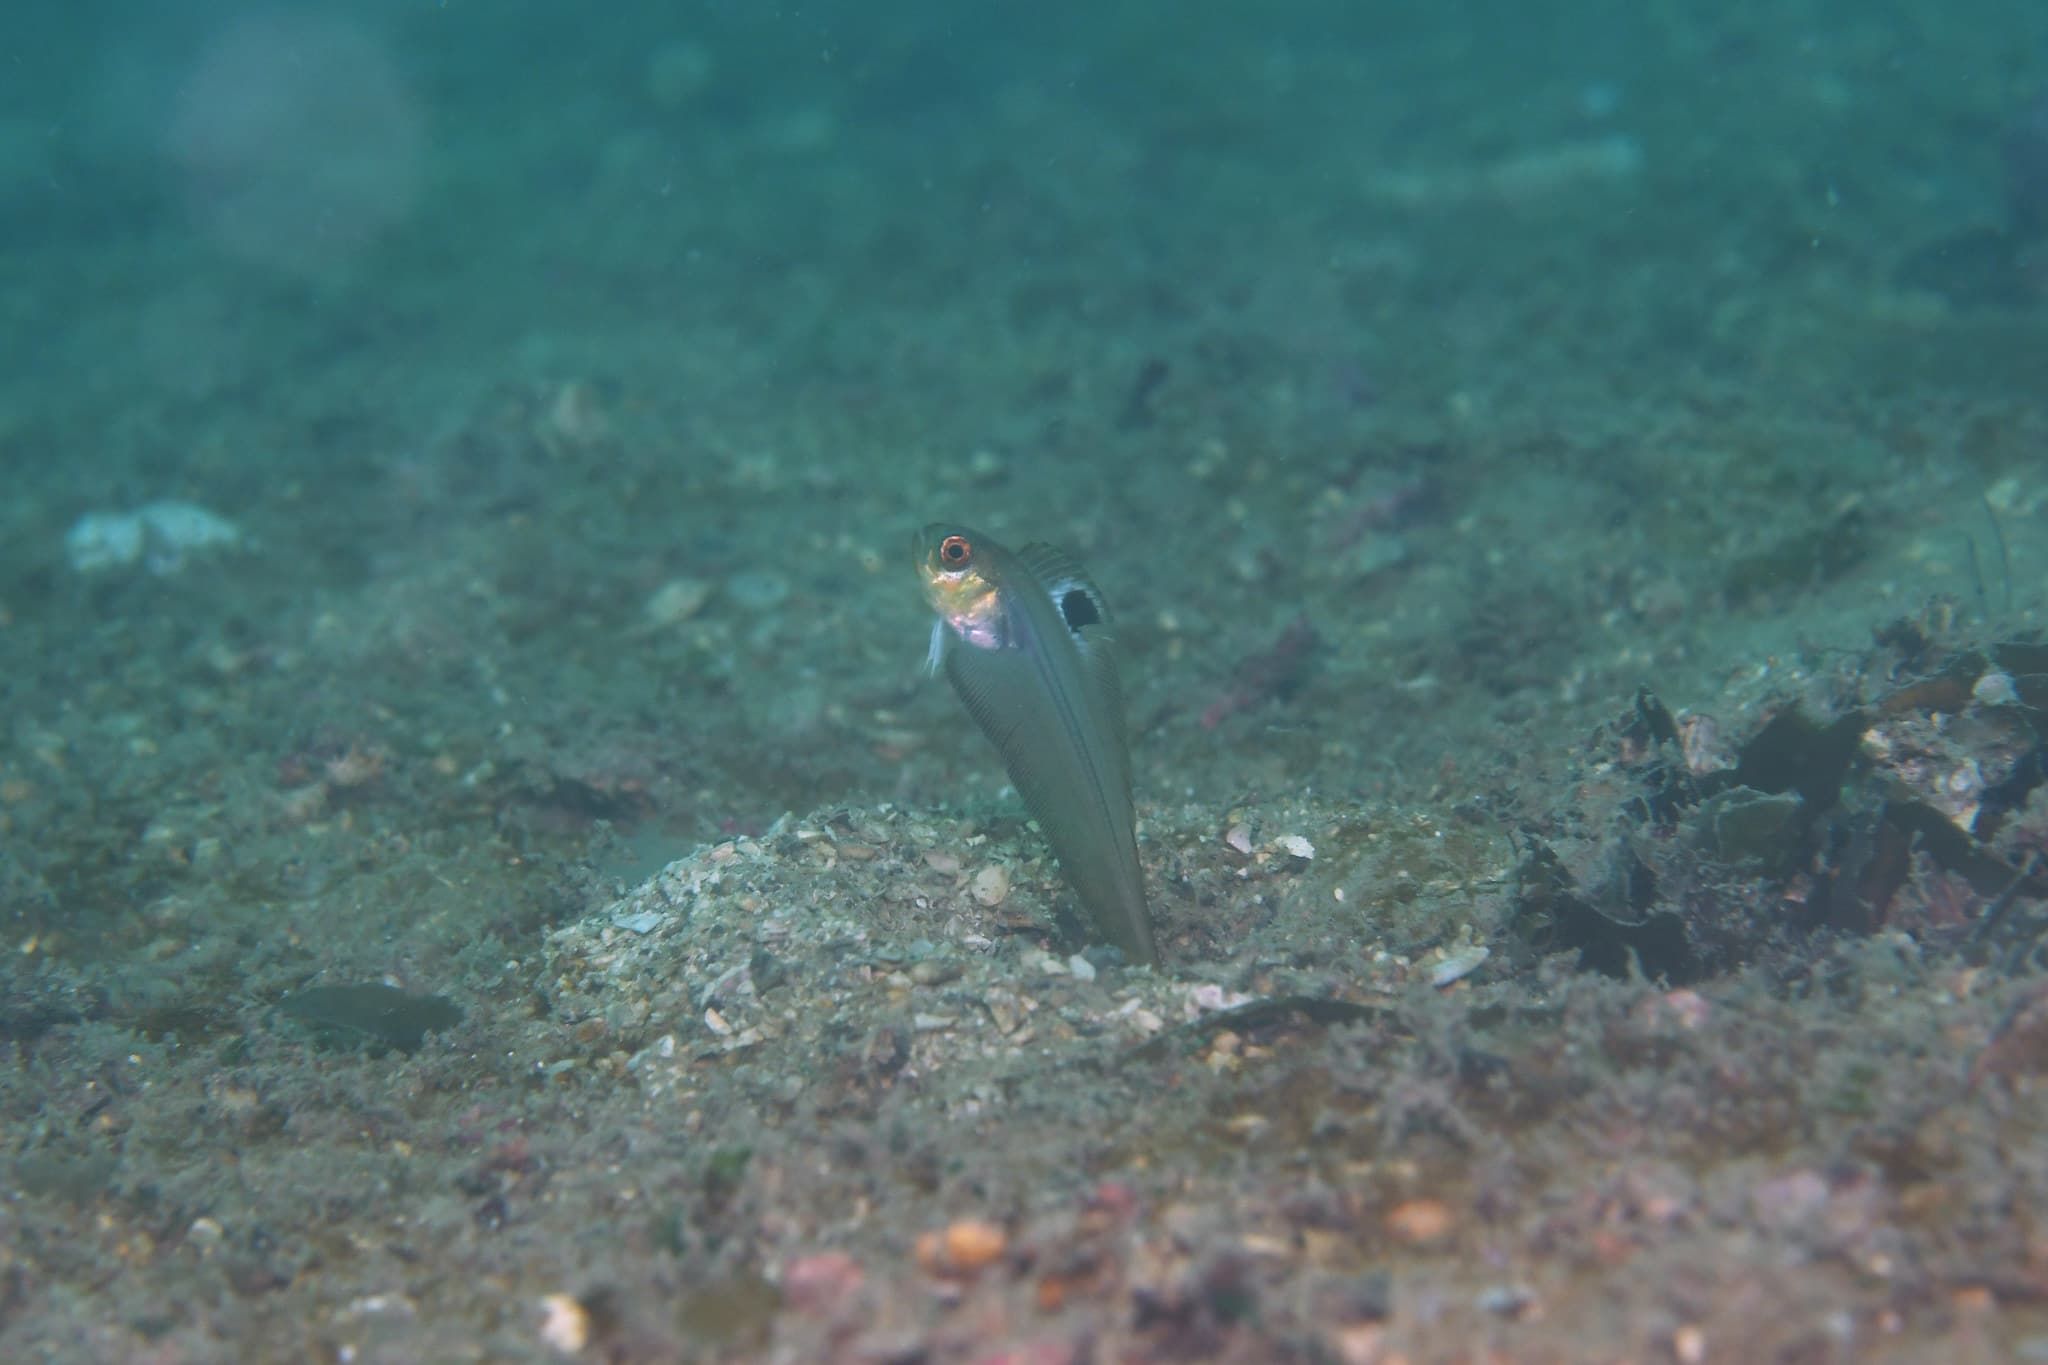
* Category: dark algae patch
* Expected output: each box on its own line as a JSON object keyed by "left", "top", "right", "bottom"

{"left": 280, "top": 983, "right": 463, "bottom": 1052}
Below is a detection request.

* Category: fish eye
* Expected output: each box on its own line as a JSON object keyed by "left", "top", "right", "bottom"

{"left": 939, "top": 535, "right": 972, "bottom": 566}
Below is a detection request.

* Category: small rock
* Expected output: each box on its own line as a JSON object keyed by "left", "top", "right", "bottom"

{"left": 1383, "top": 1197, "right": 1456, "bottom": 1247}
{"left": 1750, "top": 1169, "right": 1830, "bottom": 1230}
{"left": 545, "top": 380, "right": 610, "bottom": 449}
{"left": 971, "top": 863, "right": 1012, "bottom": 906}
{"left": 1430, "top": 944, "right": 1489, "bottom": 988}
{"left": 537, "top": 1293, "right": 590, "bottom": 1354}
{"left": 983, "top": 988, "right": 1026, "bottom": 1034}
{"left": 916, "top": 1218, "right": 1008, "bottom": 1277}
{"left": 725, "top": 569, "right": 790, "bottom": 610}
{"left": 1186, "top": 983, "right": 1255, "bottom": 1014}
{"left": 1476, "top": 1283, "right": 1539, "bottom": 1319}
{"left": 782, "top": 1251, "right": 864, "bottom": 1316}
{"left": 642, "top": 577, "right": 712, "bottom": 629}
{"left": 1973, "top": 671, "right": 2020, "bottom": 708}
{"left": 66, "top": 501, "right": 245, "bottom": 576}
{"left": 1974, "top": 980, "right": 2048, "bottom": 1084}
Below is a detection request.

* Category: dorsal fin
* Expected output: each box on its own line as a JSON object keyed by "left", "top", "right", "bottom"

{"left": 1073, "top": 624, "right": 1128, "bottom": 789}
{"left": 1015, "top": 542, "right": 1113, "bottom": 632}
{"left": 1014, "top": 542, "right": 1128, "bottom": 795}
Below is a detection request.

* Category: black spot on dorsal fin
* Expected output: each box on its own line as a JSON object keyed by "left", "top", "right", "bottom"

{"left": 1060, "top": 587, "right": 1102, "bottom": 631}
{"left": 1015, "top": 542, "right": 1113, "bottom": 635}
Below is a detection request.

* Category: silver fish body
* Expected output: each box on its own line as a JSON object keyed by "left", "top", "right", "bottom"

{"left": 913, "top": 525, "right": 1157, "bottom": 966}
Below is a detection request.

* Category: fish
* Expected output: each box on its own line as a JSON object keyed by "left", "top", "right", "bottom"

{"left": 913, "top": 524, "right": 1158, "bottom": 966}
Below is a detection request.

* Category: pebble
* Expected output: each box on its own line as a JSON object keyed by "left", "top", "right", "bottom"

{"left": 983, "top": 988, "right": 1026, "bottom": 1034}
{"left": 1973, "top": 671, "right": 2019, "bottom": 707}
{"left": 1186, "top": 983, "right": 1255, "bottom": 1014}
{"left": 781, "top": 1251, "right": 864, "bottom": 1316}
{"left": 971, "top": 863, "right": 1012, "bottom": 906}
{"left": 537, "top": 1293, "right": 591, "bottom": 1353}
{"left": 642, "top": 577, "right": 712, "bottom": 628}
{"left": 1477, "top": 1283, "right": 1539, "bottom": 1319}
{"left": 65, "top": 501, "right": 245, "bottom": 576}
{"left": 1750, "top": 1169, "right": 1829, "bottom": 1230}
{"left": 1328, "top": 1323, "right": 1385, "bottom": 1365}
{"left": 1383, "top": 1197, "right": 1456, "bottom": 1247}
{"left": 916, "top": 1218, "right": 1008, "bottom": 1276}
{"left": 545, "top": 380, "right": 610, "bottom": 448}
{"left": 942, "top": 1219, "right": 1007, "bottom": 1268}
{"left": 1019, "top": 948, "right": 1066, "bottom": 975}
{"left": 725, "top": 569, "right": 790, "bottom": 610}
{"left": 1430, "top": 944, "right": 1490, "bottom": 988}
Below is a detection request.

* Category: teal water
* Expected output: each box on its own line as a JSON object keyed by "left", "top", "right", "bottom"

{"left": 3, "top": 3, "right": 2047, "bottom": 1359}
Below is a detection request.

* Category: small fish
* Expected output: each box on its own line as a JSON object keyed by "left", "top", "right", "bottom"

{"left": 913, "top": 524, "right": 1158, "bottom": 966}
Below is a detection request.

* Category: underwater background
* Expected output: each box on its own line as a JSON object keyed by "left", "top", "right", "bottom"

{"left": 4, "top": 1, "right": 2048, "bottom": 1359}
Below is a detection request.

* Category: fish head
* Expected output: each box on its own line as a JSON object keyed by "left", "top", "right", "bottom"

{"left": 914, "top": 523, "right": 1005, "bottom": 651}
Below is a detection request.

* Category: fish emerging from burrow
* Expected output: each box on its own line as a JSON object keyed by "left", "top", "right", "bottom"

{"left": 912, "top": 524, "right": 1158, "bottom": 967}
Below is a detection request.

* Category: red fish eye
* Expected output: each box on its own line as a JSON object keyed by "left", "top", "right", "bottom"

{"left": 940, "top": 535, "right": 972, "bottom": 565}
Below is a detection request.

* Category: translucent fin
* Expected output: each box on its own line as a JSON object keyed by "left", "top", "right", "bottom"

{"left": 1015, "top": 542, "right": 1113, "bottom": 629}
{"left": 1072, "top": 626, "right": 1128, "bottom": 793}
{"left": 943, "top": 643, "right": 1053, "bottom": 811}
{"left": 943, "top": 604, "right": 1153, "bottom": 965}
{"left": 1014, "top": 542, "right": 1128, "bottom": 790}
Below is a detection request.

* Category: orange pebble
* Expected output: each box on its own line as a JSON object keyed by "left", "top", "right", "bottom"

{"left": 942, "top": 1218, "right": 1009, "bottom": 1273}
{"left": 1383, "top": 1197, "right": 1456, "bottom": 1247}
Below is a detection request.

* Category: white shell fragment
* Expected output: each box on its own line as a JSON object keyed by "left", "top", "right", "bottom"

{"left": 66, "top": 501, "right": 245, "bottom": 576}
{"left": 1274, "top": 834, "right": 1315, "bottom": 860}
{"left": 1431, "top": 944, "right": 1491, "bottom": 988}
{"left": 537, "top": 1293, "right": 591, "bottom": 1354}
{"left": 1972, "top": 672, "right": 2019, "bottom": 708}
{"left": 969, "top": 863, "right": 1012, "bottom": 906}
{"left": 641, "top": 577, "right": 712, "bottom": 628}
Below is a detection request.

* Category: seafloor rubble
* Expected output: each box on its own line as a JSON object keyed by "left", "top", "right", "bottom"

{"left": 5, "top": 604, "right": 2048, "bottom": 1361}
{"left": 493, "top": 613, "right": 2048, "bottom": 1363}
